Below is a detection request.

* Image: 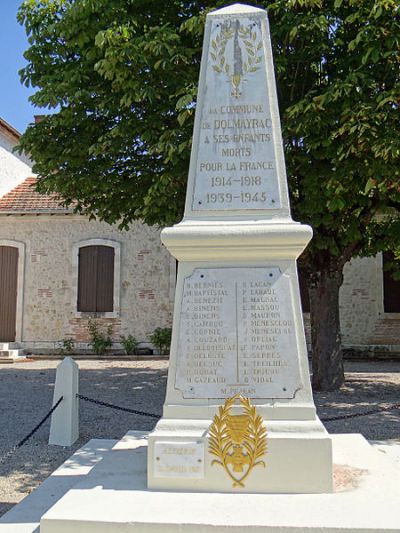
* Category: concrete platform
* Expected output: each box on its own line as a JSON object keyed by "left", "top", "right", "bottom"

{"left": 0, "top": 439, "right": 117, "bottom": 533}
{"left": 0, "top": 432, "right": 400, "bottom": 533}
{"left": 30, "top": 432, "right": 400, "bottom": 533}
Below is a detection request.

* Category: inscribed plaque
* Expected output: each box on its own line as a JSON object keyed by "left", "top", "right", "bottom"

{"left": 175, "top": 268, "right": 302, "bottom": 399}
{"left": 191, "top": 15, "right": 281, "bottom": 212}
{"left": 154, "top": 442, "right": 205, "bottom": 479}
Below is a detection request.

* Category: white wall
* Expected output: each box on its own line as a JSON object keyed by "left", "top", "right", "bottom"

{"left": 0, "top": 130, "right": 33, "bottom": 197}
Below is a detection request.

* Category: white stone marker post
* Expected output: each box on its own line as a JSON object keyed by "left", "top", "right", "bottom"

{"left": 148, "top": 3, "right": 332, "bottom": 493}
{"left": 49, "top": 357, "right": 79, "bottom": 447}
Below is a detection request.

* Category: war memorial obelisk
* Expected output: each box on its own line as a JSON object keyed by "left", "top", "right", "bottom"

{"left": 31, "top": 5, "right": 400, "bottom": 532}
{"left": 148, "top": 3, "right": 332, "bottom": 493}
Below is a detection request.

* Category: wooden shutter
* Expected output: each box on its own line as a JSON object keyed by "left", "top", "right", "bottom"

{"left": 78, "top": 246, "right": 97, "bottom": 312}
{"left": 78, "top": 245, "right": 114, "bottom": 312}
{"left": 96, "top": 246, "right": 114, "bottom": 312}
{"left": 383, "top": 252, "right": 400, "bottom": 313}
{"left": 0, "top": 246, "right": 18, "bottom": 341}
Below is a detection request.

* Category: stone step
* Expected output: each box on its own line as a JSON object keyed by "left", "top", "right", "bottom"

{"left": 0, "top": 342, "right": 20, "bottom": 350}
{"left": 0, "top": 348, "right": 26, "bottom": 363}
{"left": 0, "top": 358, "right": 15, "bottom": 364}
{"left": 0, "top": 349, "right": 23, "bottom": 357}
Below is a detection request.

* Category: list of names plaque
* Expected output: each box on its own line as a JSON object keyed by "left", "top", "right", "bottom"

{"left": 175, "top": 268, "right": 302, "bottom": 399}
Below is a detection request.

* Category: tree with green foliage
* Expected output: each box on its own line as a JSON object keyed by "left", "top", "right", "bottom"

{"left": 18, "top": 0, "right": 399, "bottom": 390}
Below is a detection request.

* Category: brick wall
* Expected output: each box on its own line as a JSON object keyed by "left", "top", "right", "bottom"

{"left": 68, "top": 317, "right": 122, "bottom": 342}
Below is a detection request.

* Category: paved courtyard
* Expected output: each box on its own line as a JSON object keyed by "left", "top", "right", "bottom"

{"left": 0, "top": 358, "right": 399, "bottom": 517}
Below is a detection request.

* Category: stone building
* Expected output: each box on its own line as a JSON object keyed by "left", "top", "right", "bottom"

{"left": 0, "top": 117, "right": 399, "bottom": 355}
{"left": 0, "top": 118, "right": 174, "bottom": 353}
{"left": 301, "top": 255, "right": 400, "bottom": 356}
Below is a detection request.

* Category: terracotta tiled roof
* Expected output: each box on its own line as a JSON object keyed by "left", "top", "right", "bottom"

{"left": 0, "top": 177, "right": 71, "bottom": 213}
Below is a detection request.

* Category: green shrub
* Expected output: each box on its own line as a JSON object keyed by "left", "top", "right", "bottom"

{"left": 120, "top": 334, "right": 138, "bottom": 355}
{"left": 88, "top": 319, "right": 113, "bottom": 355}
{"left": 149, "top": 327, "right": 172, "bottom": 355}
{"left": 57, "top": 338, "right": 74, "bottom": 355}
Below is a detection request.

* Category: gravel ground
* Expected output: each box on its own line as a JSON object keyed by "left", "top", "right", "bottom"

{"left": 0, "top": 358, "right": 399, "bottom": 517}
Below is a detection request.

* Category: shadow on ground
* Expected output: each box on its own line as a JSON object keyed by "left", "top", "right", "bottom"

{"left": 0, "top": 502, "right": 14, "bottom": 516}
{"left": 315, "top": 373, "right": 400, "bottom": 440}
{"left": 0, "top": 361, "right": 399, "bottom": 518}
{"left": 0, "top": 365, "right": 167, "bottom": 507}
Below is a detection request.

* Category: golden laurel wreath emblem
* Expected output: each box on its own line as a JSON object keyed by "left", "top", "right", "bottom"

{"left": 210, "top": 21, "right": 263, "bottom": 98}
{"left": 208, "top": 394, "right": 267, "bottom": 487}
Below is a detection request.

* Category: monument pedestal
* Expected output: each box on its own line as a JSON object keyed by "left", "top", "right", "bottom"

{"left": 148, "top": 220, "right": 332, "bottom": 493}
{"left": 148, "top": 418, "right": 332, "bottom": 493}
{"left": 37, "top": 431, "right": 400, "bottom": 533}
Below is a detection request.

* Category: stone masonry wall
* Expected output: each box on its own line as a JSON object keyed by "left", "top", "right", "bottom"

{"left": 303, "top": 255, "right": 400, "bottom": 352}
{"left": 0, "top": 215, "right": 174, "bottom": 351}
{"left": 1, "top": 212, "right": 399, "bottom": 353}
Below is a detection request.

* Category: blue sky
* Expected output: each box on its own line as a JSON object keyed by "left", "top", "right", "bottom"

{"left": 0, "top": 1, "right": 39, "bottom": 133}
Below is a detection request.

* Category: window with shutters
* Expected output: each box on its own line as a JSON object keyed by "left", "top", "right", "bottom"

{"left": 78, "top": 245, "right": 114, "bottom": 312}
{"left": 382, "top": 252, "right": 400, "bottom": 313}
{"left": 74, "top": 240, "right": 120, "bottom": 316}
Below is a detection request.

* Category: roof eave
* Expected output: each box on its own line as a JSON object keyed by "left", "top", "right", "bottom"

{"left": 0, "top": 118, "right": 21, "bottom": 140}
{"left": 0, "top": 209, "right": 75, "bottom": 215}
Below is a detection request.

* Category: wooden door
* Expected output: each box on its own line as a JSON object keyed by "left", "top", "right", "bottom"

{"left": 0, "top": 246, "right": 18, "bottom": 341}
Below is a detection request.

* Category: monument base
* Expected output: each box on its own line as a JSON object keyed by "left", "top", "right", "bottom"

{"left": 147, "top": 417, "right": 332, "bottom": 493}
{"left": 37, "top": 431, "right": 400, "bottom": 533}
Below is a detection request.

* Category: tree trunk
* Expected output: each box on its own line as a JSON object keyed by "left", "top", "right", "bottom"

{"left": 309, "top": 268, "right": 345, "bottom": 391}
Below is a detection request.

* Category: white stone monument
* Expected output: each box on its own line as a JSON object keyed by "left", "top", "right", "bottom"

{"left": 5, "top": 7, "right": 399, "bottom": 531}
{"left": 148, "top": 3, "right": 332, "bottom": 493}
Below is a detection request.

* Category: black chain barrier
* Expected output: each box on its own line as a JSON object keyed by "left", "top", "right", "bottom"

{"left": 0, "top": 394, "right": 398, "bottom": 467}
{"left": 321, "top": 402, "right": 400, "bottom": 422}
{"left": 77, "top": 394, "right": 161, "bottom": 419}
{"left": 77, "top": 393, "right": 400, "bottom": 424}
{"left": 0, "top": 396, "right": 64, "bottom": 466}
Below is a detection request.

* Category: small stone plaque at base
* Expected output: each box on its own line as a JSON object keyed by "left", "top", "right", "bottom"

{"left": 154, "top": 442, "right": 205, "bottom": 479}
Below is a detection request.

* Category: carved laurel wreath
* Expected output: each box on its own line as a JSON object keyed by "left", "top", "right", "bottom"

{"left": 208, "top": 394, "right": 267, "bottom": 487}
{"left": 210, "top": 24, "right": 263, "bottom": 77}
